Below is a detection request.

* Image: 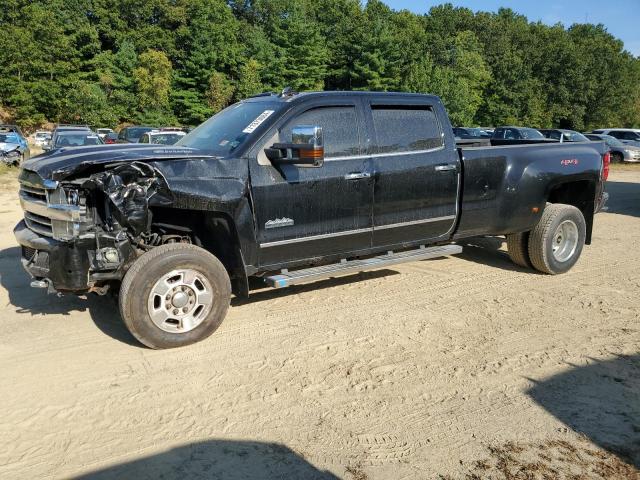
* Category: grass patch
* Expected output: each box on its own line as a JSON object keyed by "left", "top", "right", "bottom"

{"left": 0, "top": 164, "right": 19, "bottom": 190}
{"left": 610, "top": 162, "right": 640, "bottom": 171}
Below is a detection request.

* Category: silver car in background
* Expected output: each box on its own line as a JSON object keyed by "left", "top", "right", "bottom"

{"left": 585, "top": 133, "right": 640, "bottom": 163}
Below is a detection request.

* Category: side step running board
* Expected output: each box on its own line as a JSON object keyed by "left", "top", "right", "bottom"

{"left": 264, "top": 244, "right": 463, "bottom": 288}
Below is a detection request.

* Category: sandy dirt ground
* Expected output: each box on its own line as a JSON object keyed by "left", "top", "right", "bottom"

{"left": 0, "top": 168, "right": 638, "bottom": 479}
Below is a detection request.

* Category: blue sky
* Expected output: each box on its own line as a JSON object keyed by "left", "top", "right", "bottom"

{"left": 383, "top": 0, "right": 640, "bottom": 56}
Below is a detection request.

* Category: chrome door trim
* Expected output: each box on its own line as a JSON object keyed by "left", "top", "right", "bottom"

{"left": 259, "top": 214, "right": 457, "bottom": 248}
{"left": 325, "top": 145, "right": 445, "bottom": 162}
{"left": 260, "top": 227, "right": 372, "bottom": 248}
{"left": 373, "top": 215, "right": 456, "bottom": 231}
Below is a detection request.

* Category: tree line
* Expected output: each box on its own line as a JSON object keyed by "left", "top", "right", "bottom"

{"left": 1, "top": 0, "right": 639, "bottom": 131}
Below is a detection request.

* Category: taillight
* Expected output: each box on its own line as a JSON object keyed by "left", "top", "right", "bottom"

{"left": 602, "top": 151, "right": 610, "bottom": 181}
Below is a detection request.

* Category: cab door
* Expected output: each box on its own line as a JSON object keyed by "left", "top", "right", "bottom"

{"left": 249, "top": 99, "right": 374, "bottom": 267}
{"left": 363, "top": 99, "right": 460, "bottom": 248}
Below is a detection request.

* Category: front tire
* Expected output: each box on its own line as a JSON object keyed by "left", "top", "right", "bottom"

{"left": 119, "top": 243, "right": 231, "bottom": 349}
{"left": 612, "top": 152, "right": 624, "bottom": 164}
{"left": 528, "top": 204, "right": 586, "bottom": 275}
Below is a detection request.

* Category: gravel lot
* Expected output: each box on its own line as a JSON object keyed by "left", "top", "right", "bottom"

{"left": 0, "top": 168, "right": 638, "bottom": 479}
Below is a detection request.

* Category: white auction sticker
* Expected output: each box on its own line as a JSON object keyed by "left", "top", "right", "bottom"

{"left": 242, "top": 110, "right": 274, "bottom": 134}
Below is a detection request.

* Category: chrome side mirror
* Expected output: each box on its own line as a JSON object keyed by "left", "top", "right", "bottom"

{"left": 265, "top": 125, "right": 325, "bottom": 167}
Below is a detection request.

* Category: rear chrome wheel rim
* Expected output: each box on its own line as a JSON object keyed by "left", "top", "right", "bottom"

{"left": 147, "top": 269, "right": 214, "bottom": 333}
{"left": 552, "top": 220, "right": 579, "bottom": 262}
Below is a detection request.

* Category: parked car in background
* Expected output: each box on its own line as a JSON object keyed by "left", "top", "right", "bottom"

{"left": 0, "top": 125, "right": 30, "bottom": 163}
{"left": 50, "top": 131, "right": 103, "bottom": 149}
{"left": 591, "top": 129, "right": 640, "bottom": 148}
{"left": 117, "top": 126, "right": 155, "bottom": 143}
{"left": 0, "top": 131, "right": 30, "bottom": 165}
{"left": 139, "top": 129, "right": 187, "bottom": 145}
{"left": 46, "top": 125, "right": 91, "bottom": 151}
{"left": 103, "top": 132, "right": 118, "bottom": 144}
{"left": 585, "top": 133, "right": 640, "bottom": 163}
{"left": 452, "top": 127, "right": 491, "bottom": 139}
{"left": 491, "top": 126, "right": 554, "bottom": 145}
{"left": 539, "top": 129, "right": 590, "bottom": 143}
{"left": 96, "top": 128, "right": 115, "bottom": 140}
{"left": 33, "top": 131, "right": 52, "bottom": 146}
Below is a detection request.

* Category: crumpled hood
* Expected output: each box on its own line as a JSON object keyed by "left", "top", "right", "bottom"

{"left": 0, "top": 142, "right": 20, "bottom": 153}
{"left": 22, "top": 143, "right": 215, "bottom": 180}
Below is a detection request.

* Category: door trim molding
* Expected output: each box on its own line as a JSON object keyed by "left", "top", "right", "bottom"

{"left": 260, "top": 227, "right": 371, "bottom": 248}
{"left": 373, "top": 215, "right": 456, "bottom": 231}
{"left": 259, "top": 215, "right": 456, "bottom": 248}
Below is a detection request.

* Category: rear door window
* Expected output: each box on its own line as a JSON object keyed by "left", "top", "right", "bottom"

{"left": 370, "top": 106, "right": 442, "bottom": 154}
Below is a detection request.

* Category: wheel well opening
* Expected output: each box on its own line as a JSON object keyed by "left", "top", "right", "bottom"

{"left": 547, "top": 180, "right": 595, "bottom": 244}
{"left": 148, "top": 207, "right": 247, "bottom": 295}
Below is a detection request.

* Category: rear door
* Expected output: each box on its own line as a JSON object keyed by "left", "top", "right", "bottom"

{"left": 363, "top": 98, "right": 460, "bottom": 248}
{"left": 249, "top": 99, "right": 374, "bottom": 267}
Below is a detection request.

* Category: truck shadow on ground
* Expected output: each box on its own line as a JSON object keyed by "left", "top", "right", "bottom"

{"left": 455, "top": 236, "right": 539, "bottom": 273}
{"left": 74, "top": 439, "right": 339, "bottom": 480}
{"left": 235, "top": 269, "right": 400, "bottom": 306}
{"left": 0, "top": 246, "right": 140, "bottom": 347}
{"left": 527, "top": 354, "right": 640, "bottom": 469}
{"left": 602, "top": 180, "right": 640, "bottom": 218}
{"left": 0, "top": 245, "right": 400, "bottom": 346}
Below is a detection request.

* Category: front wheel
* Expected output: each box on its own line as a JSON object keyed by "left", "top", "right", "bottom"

{"left": 528, "top": 204, "right": 586, "bottom": 275}
{"left": 119, "top": 243, "right": 231, "bottom": 349}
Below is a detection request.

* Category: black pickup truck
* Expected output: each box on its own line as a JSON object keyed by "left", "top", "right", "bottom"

{"left": 14, "top": 91, "right": 609, "bottom": 348}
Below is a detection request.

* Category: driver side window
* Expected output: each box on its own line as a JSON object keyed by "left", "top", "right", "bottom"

{"left": 279, "top": 106, "right": 361, "bottom": 158}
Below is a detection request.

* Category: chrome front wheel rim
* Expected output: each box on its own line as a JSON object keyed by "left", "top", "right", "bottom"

{"left": 551, "top": 220, "right": 579, "bottom": 262}
{"left": 147, "top": 269, "right": 214, "bottom": 333}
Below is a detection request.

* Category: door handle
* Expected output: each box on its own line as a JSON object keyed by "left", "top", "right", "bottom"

{"left": 434, "top": 164, "right": 457, "bottom": 172}
{"left": 344, "top": 172, "right": 371, "bottom": 180}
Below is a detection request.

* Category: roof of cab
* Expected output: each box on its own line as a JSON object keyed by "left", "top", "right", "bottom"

{"left": 243, "top": 90, "right": 441, "bottom": 103}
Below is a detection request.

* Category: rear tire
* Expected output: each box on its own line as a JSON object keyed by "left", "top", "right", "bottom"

{"left": 528, "top": 204, "right": 586, "bottom": 275}
{"left": 119, "top": 243, "right": 231, "bottom": 349}
{"left": 506, "top": 232, "right": 531, "bottom": 268}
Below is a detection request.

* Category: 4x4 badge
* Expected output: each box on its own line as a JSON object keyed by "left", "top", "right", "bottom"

{"left": 265, "top": 217, "right": 294, "bottom": 229}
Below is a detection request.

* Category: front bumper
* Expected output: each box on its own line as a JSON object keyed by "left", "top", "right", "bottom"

{"left": 14, "top": 220, "right": 93, "bottom": 292}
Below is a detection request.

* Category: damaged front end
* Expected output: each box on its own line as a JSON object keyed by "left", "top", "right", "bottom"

{"left": 14, "top": 162, "right": 175, "bottom": 294}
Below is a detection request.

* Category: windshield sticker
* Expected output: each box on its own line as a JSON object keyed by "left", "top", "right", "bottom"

{"left": 242, "top": 110, "right": 274, "bottom": 134}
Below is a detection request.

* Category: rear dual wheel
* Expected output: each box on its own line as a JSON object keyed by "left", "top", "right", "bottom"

{"left": 506, "top": 203, "right": 586, "bottom": 275}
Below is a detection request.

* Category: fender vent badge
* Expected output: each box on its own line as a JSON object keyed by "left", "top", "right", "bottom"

{"left": 265, "top": 217, "right": 294, "bottom": 229}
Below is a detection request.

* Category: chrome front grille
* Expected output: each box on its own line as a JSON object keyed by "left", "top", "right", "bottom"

{"left": 24, "top": 211, "right": 53, "bottom": 236}
{"left": 20, "top": 184, "right": 47, "bottom": 202}
{"left": 19, "top": 170, "right": 90, "bottom": 240}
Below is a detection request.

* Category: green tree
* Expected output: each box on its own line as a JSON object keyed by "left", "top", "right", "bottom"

{"left": 206, "top": 72, "right": 234, "bottom": 112}
{"left": 235, "top": 59, "right": 263, "bottom": 99}
{"left": 133, "top": 50, "right": 172, "bottom": 110}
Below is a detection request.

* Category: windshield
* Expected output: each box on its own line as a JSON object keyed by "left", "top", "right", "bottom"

{"left": 564, "top": 131, "right": 589, "bottom": 142}
{"left": 55, "top": 133, "right": 103, "bottom": 147}
{"left": 521, "top": 128, "right": 545, "bottom": 139}
{"left": 599, "top": 135, "right": 623, "bottom": 147}
{"left": 177, "top": 101, "right": 283, "bottom": 156}
{"left": 0, "top": 133, "right": 19, "bottom": 144}
{"left": 125, "top": 127, "right": 154, "bottom": 140}
{"left": 150, "top": 133, "right": 184, "bottom": 145}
